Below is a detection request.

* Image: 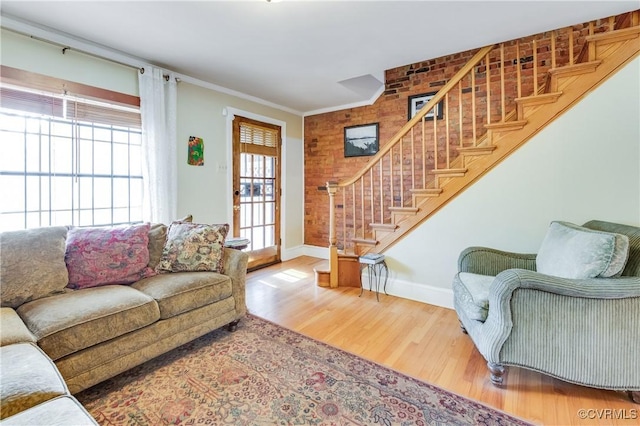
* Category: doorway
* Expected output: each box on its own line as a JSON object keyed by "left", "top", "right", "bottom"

{"left": 232, "top": 116, "right": 281, "bottom": 270}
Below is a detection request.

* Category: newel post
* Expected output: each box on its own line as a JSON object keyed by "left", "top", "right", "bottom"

{"left": 326, "top": 181, "right": 339, "bottom": 288}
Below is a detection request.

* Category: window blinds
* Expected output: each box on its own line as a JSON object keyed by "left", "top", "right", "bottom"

{"left": 0, "top": 86, "right": 141, "bottom": 128}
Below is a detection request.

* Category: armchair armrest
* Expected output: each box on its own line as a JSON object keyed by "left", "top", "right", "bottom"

{"left": 480, "top": 269, "right": 640, "bottom": 364}
{"left": 222, "top": 248, "right": 249, "bottom": 317}
{"left": 492, "top": 269, "right": 640, "bottom": 299}
{"left": 458, "top": 247, "right": 537, "bottom": 276}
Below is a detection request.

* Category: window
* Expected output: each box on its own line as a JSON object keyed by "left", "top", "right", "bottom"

{"left": 0, "top": 82, "right": 143, "bottom": 232}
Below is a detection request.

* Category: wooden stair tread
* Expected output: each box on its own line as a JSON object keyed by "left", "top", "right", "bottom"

{"left": 515, "top": 92, "right": 563, "bottom": 107}
{"left": 586, "top": 26, "right": 640, "bottom": 45}
{"left": 370, "top": 223, "right": 399, "bottom": 230}
{"left": 548, "top": 60, "right": 602, "bottom": 77}
{"left": 388, "top": 206, "right": 420, "bottom": 213}
{"left": 484, "top": 120, "right": 527, "bottom": 131}
{"left": 352, "top": 238, "right": 378, "bottom": 246}
{"left": 410, "top": 188, "right": 443, "bottom": 195}
{"left": 458, "top": 146, "right": 496, "bottom": 155}
{"left": 430, "top": 168, "right": 467, "bottom": 175}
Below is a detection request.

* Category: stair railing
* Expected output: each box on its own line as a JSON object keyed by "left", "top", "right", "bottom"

{"left": 325, "top": 13, "right": 635, "bottom": 261}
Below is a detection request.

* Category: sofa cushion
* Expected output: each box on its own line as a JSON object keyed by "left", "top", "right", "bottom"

{"left": 65, "top": 223, "right": 156, "bottom": 289}
{"left": 0, "top": 343, "right": 68, "bottom": 419}
{"left": 536, "top": 221, "right": 629, "bottom": 279}
{"left": 452, "top": 272, "right": 494, "bottom": 322}
{"left": 0, "top": 226, "right": 69, "bottom": 308}
{"left": 0, "top": 395, "right": 98, "bottom": 426}
{"left": 0, "top": 307, "right": 36, "bottom": 346}
{"left": 132, "top": 272, "right": 232, "bottom": 319}
{"left": 148, "top": 215, "right": 194, "bottom": 270}
{"left": 17, "top": 285, "right": 160, "bottom": 361}
{"left": 156, "top": 221, "right": 229, "bottom": 274}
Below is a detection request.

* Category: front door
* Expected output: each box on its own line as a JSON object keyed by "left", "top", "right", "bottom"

{"left": 232, "top": 116, "right": 281, "bottom": 270}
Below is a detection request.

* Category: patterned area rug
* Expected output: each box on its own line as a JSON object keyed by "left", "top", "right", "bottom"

{"left": 77, "top": 314, "right": 532, "bottom": 425}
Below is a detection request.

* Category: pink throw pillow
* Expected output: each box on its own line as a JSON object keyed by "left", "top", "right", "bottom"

{"left": 65, "top": 223, "right": 156, "bottom": 289}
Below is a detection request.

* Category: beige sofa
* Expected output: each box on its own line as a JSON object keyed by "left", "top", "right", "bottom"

{"left": 0, "top": 224, "right": 249, "bottom": 424}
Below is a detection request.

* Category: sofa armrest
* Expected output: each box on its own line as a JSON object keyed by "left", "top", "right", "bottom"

{"left": 223, "top": 248, "right": 249, "bottom": 317}
{"left": 458, "top": 247, "right": 537, "bottom": 275}
{"left": 0, "top": 307, "right": 36, "bottom": 346}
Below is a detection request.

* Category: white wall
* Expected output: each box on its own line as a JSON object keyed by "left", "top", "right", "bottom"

{"left": 0, "top": 29, "right": 305, "bottom": 254}
{"left": 383, "top": 56, "right": 640, "bottom": 308}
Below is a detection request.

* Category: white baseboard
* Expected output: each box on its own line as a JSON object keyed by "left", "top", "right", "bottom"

{"left": 299, "top": 244, "right": 329, "bottom": 260}
{"left": 281, "top": 245, "right": 306, "bottom": 261}
{"left": 384, "top": 277, "right": 454, "bottom": 310}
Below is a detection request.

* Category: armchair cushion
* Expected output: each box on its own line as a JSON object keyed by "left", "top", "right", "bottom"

{"left": 536, "top": 221, "right": 629, "bottom": 279}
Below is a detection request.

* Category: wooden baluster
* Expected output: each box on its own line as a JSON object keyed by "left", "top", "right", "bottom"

{"left": 551, "top": 31, "right": 556, "bottom": 69}
{"left": 432, "top": 109, "right": 438, "bottom": 170}
{"left": 588, "top": 21, "right": 596, "bottom": 61}
{"left": 400, "top": 136, "right": 404, "bottom": 205}
{"left": 421, "top": 119, "right": 426, "bottom": 187}
{"left": 516, "top": 41, "right": 522, "bottom": 98}
{"left": 369, "top": 168, "right": 373, "bottom": 229}
{"left": 486, "top": 52, "right": 491, "bottom": 126}
{"left": 569, "top": 26, "right": 574, "bottom": 65}
{"left": 458, "top": 81, "right": 463, "bottom": 148}
{"left": 342, "top": 188, "right": 347, "bottom": 247}
{"left": 410, "top": 128, "right": 415, "bottom": 189}
{"left": 390, "top": 145, "right": 394, "bottom": 206}
{"left": 500, "top": 43, "right": 505, "bottom": 122}
{"left": 379, "top": 159, "right": 383, "bottom": 223}
{"left": 471, "top": 68, "right": 477, "bottom": 146}
{"left": 445, "top": 92, "right": 450, "bottom": 168}
{"left": 360, "top": 178, "right": 364, "bottom": 238}
{"left": 351, "top": 183, "right": 356, "bottom": 245}
{"left": 533, "top": 39, "right": 538, "bottom": 95}
{"left": 608, "top": 16, "right": 615, "bottom": 31}
{"left": 327, "top": 182, "right": 338, "bottom": 248}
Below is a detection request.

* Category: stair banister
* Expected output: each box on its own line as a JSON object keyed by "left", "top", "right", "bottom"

{"left": 338, "top": 45, "right": 495, "bottom": 187}
{"left": 318, "top": 11, "right": 640, "bottom": 288}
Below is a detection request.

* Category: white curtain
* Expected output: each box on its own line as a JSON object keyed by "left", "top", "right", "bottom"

{"left": 138, "top": 66, "right": 178, "bottom": 224}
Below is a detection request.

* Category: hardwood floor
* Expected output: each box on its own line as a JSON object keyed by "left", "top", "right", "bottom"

{"left": 246, "top": 256, "right": 639, "bottom": 426}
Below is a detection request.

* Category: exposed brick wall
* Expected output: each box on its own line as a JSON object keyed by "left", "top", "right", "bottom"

{"left": 304, "top": 15, "right": 620, "bottom": 248}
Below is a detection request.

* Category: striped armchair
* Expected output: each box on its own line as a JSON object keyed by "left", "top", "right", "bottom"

{"left": 452, "top": 220, "right": 640, "bottom": 402}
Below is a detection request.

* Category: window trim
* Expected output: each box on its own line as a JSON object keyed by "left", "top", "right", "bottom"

{"left": 0, "top": 65, "right": 140, "bottom": 108}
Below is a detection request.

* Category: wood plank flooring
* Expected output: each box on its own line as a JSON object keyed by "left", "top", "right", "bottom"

{"left": 246, "top": 256, "right": 638, "bottom": 426}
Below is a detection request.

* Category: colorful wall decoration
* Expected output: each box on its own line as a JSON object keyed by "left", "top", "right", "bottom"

{"left": 188, "top": 136, "right": 204, "bottom": 166}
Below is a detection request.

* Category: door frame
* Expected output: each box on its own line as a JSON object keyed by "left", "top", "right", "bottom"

{"left": 224, "top": 107, "right": 288, "bottom": 255}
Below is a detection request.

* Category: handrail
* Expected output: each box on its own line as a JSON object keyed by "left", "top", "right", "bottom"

{"left": 322, "top": 11, "right": 640, "bottom": 262}
{"left": 338, "top": 44, "right": 495, "bottom": 187}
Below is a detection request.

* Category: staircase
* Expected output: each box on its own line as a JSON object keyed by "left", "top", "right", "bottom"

{"left": 317, "top": 11, "right": 640, "bottom": 288}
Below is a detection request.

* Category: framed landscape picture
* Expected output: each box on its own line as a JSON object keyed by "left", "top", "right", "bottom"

{"left": 408, "top": 91, "right": 444, "bottom": 121}
{"left": 344, "top": 123, "right": 379, "bottom": 157}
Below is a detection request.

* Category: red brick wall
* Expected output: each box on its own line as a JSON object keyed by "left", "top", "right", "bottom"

{"left": 304, "top": 17, "right": 617, "bottom": 247}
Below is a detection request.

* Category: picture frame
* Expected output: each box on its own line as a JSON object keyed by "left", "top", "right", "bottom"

{"left": 344, "top": 123, "right": 379, "bottom": 157}
{"left": 408, "top": 91, "right": 444, "bottom": 121}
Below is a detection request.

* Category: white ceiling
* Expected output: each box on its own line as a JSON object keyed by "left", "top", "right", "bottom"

{"left": 1, "top": 1, "right": 638, "bottom": 115}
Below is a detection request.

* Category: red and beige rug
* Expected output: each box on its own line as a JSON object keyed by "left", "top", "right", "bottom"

{"left": 77, "top": 314, "right": 532, "bottom": 425}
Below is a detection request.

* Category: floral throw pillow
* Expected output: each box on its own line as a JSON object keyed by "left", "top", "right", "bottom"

{"left": 65, "top": 223, "right": 156, "bottom": 289}
{"left": 156, "top": 222, "right": 229, "bottom": 273}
